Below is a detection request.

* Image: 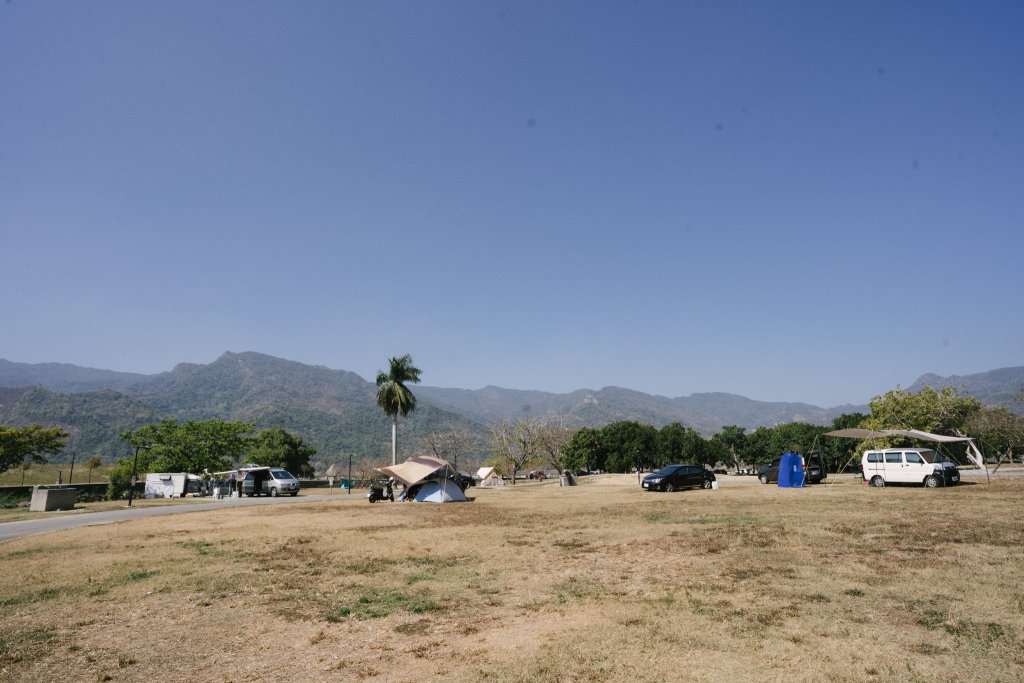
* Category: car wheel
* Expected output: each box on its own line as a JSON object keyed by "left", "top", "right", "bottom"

{"left": 270, "top": 487, "right": 278, "bottom": 497}
{"left": 758, "top": 474, "right": 769, "bottom": 484}
{"left": 290, "top": 492, "right": 298, "bottom": 497}
{"left": 702, "top": 479, "right": 713, "bottom": 489}
{"left": 664, "top": 483, "right": 675, "bottom": 493}
{"left": 924, "top": 475, "right": 939, "bottom": 488}
{"left": 870, "top": 476, "right": 885, "bottom": 488}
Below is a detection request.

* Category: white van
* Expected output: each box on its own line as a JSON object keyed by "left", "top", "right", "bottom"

{"left": 861, "top": 448, "right": 959, "bottom": 488}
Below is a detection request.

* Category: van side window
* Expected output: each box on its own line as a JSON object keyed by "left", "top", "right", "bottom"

{"left": 885, "top": 452, "right": 902, "bottom": 464}
{"left": 867, "top": 453, "right": 882, "bottom": 463}
{"left": 905, "top": 452, "right": 924, "bottom": 464}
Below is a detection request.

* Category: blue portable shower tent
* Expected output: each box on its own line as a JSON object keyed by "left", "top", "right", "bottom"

{"left": 777, "top": 452, "right": 805, "bottom": 488}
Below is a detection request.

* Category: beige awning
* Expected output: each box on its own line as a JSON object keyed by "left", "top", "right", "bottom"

{"left": 825, "top": 428, "right": 973, "bottom": 443}
{"left": 377, "top": 456, "right": 456, "bottom": 487}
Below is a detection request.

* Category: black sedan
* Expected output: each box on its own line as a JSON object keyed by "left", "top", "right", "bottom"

{"left": 641, "top": 464, "right": 715, "bottom": 492}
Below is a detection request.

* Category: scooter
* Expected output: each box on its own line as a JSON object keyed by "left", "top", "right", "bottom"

{"left": 367, "top": 479, "right": 394, "bottom": 503}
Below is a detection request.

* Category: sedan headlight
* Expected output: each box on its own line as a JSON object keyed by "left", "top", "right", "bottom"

{"left": 648, "top": 478, "right": 662, "bottom": 484}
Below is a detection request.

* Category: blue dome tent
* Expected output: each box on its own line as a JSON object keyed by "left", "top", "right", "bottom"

{"left": 777, "top": 452, "right": 805, "bottom": 488}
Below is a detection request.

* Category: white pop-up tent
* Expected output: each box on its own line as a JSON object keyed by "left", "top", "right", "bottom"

{"left": 476, "top": 466, "right": 503, "bottom": 487}
{"left": 826, "top": 428, "right": 988, "bottom": 480}
{"left": 376, "top": 455, "right": 468, "bottom": 503}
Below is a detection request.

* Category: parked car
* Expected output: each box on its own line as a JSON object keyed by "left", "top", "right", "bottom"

{"left": 527, "top": 470, "right": 547, "bottom": 480}
{"left": 861, "top": 448, "right": 959, "bottom": 488}
{"left": 457, "top": 472, "right": 475, "bottom": 488}
{"left": 641, "top": 464, "right": 715, "bottom": 492}
{"left": 758, "top": 452, "right": 827, "bottom": 485}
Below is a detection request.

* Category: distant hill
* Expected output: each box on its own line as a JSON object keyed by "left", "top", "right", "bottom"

{"left": 0, "top": 359, "right": 146, "bottom": 393}
{"left": 2, "top": 353, "right": 1021, "bottom": 465}
{"left": 415, "top": 384, "right": 856, "bottom": 433}
{"left": 908, "top": 366, "right": 1024, "bottom": 415}
{"left": 0, "top": 352, "right": 484, "bottom": 466}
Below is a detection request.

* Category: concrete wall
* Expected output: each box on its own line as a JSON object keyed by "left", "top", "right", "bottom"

{"left": 30, "top": 486, "right": 77, "bottom": 511}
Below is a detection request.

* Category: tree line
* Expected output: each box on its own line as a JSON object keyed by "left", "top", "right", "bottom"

{"left": 4, "top": 383, "right": 1023, "bottom": 495}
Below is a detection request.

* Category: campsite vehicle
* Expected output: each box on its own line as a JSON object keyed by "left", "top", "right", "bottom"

{"left": 861, "top": 448, "right": 960, "bottom": 487}
{"left": 144, "top": 473, "right": 209, "bottom": 498}
{"left": 641, "top": 464, "right": 715, "bottom": 492}
{"left": 457, "top": 472, "right": 475, "bottom": 488}
{"left": 367, "top": 479, "right": 395, "bottom": 503}
{"left": 241, "top": 467, "right": 301, "bottom": 496}
{"left": 758, "top": 452, "right": 827, "bottom": 485}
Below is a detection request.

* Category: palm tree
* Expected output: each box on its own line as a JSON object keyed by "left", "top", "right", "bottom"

{"left": 375, "top": 354, "right": 422, "bottom": 466}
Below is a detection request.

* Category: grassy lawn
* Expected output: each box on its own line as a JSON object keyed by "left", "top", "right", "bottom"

{"left": 1, "top": 475, "right": 1022, "bottom": 682}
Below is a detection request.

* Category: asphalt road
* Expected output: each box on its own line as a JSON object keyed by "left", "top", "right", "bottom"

{"left": 0, "top": 493, "right": 339, "bottom": 543}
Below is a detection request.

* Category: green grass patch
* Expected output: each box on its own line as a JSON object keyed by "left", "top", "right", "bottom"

{"left": 0, "top": 587, "right": 64, "bottom": 608}
{"left": 324, "top": 588, "right": 441, "bottom": 622}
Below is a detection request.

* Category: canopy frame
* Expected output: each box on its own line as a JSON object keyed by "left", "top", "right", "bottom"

{"left": 825, "top": 428, "right": 988, "bottom": 483}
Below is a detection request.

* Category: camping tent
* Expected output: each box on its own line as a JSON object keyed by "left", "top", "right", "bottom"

{"left": 412, "top": 479, "right": 468, "bottom": 502}
{"left": 377, "top": 456, "right": 468, "bottom": 503}
{"left": 476, "top": 466, "right": 503, "bottom": 487}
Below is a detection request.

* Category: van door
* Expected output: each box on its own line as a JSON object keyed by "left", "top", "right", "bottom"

{"left": 884, "top": 451, "right": 910, "bottom": 483}
{"left": 902, "top": 451, "right": 932, "bottom": 484}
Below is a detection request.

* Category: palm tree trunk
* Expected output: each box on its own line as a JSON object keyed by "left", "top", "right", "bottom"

{"left": 391, "top": 414, "right": 398, "bottom": 466}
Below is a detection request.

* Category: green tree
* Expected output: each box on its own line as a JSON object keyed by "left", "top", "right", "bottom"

{"left": 711, "top": 425, "right": 747, "bottom": 471}
{"left": 656, "top": 423, "right": 709, "bottom": 468}
{"left": 864, "top": 386, "right": 981, "bottom": 436}
{"left": 563, "top": 427, "right": 607, "bottom": 473}
{"left": 375, "top": 354, "right": 422, "bottom": 466}
{"left": 247, "top": 428, "right": 317, "bottom": 474}
{"left": 600, "top": 421, "right": 658, "bottom": 473}
{"left": 0, "top": 424, "right": 69, "bottom": 475}
{"left": 121, "top": 419, "right": 255, "bottom": 474}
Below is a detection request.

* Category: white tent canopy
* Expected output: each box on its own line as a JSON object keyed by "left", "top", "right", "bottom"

{"left": 825, "top": 428, "right": 987, "bottom": 472}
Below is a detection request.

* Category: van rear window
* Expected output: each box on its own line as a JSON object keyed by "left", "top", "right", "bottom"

{"left": 866, "top": 453, "right": 882, "bottom": 463}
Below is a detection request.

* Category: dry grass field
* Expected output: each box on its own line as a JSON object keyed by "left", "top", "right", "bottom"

{"left": 0, "top": 463, "right": 114, "bottom": 487}
{"left": 2, "top": 474, "right": 1023, "bottom": 682}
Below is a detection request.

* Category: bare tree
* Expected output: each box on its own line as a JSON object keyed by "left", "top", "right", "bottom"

{"left": 425, "top": 427, "right": 475, "bottom": 473}
{"left": 535, "top": 419, "right": 575, "bottom": 475}
{"left": 489, "top": 418, "right": 541, "bottom": 484}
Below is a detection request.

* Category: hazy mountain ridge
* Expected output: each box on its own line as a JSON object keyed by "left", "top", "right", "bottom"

{"left": 0, "top": 359, "right": 146, "bottom": 394}
{"left": 1, "top": 353, "right": 1021, "bottom": 461}
{"left": 908, "top": 366, "right": 1024, "bottom": 414}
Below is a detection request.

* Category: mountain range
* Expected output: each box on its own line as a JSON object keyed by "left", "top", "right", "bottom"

{"left": 0, "top": 353, "right": 1020, "bottom": 465}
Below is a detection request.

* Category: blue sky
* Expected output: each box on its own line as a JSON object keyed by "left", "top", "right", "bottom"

{"left": 2, "top": 1, "right": 1022, "bottom": 407}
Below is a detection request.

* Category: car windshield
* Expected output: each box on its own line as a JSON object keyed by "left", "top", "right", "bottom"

{"left": 918, "top": 450, "right": 939, "bottom": 463}
{"left": 651, "top": 466, "right": 680, "bottom": 477}
{"left": 270, "top": 469, "right": 295, "bottom": 480}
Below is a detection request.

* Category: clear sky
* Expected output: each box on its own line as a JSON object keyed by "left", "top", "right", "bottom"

{"left": 2, "top": 1, "right": 1022, "bottom": 407}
